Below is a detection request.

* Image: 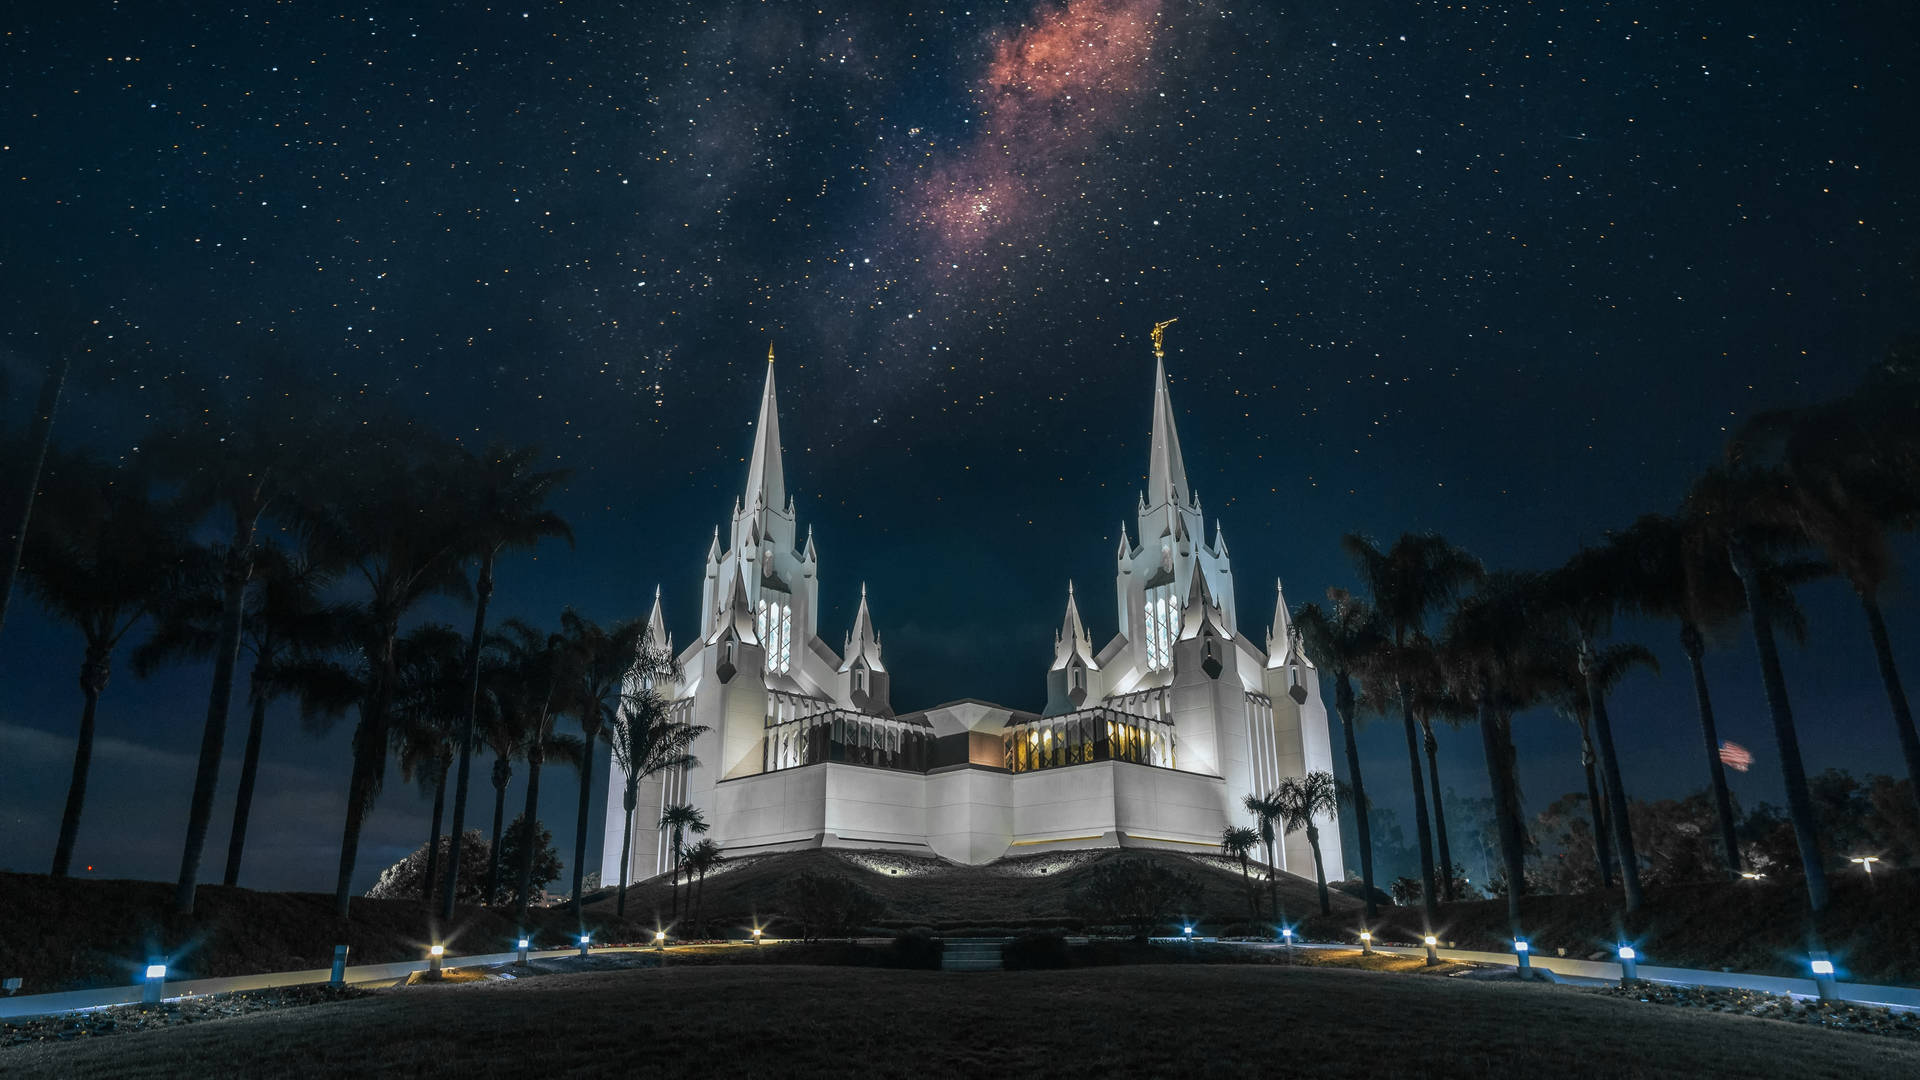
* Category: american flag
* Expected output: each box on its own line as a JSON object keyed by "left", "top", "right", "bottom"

{"left": 1719, "top": 741, "right": 1753, "bottom": 772}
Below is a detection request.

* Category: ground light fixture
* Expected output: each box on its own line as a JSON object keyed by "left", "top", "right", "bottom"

{"left": 516, "top": 938, "right": 530, "bottom": 965}
{"left": 1617, "top": 945, "right": 1639, "bottom": 982}
{"left": 428, "top": 944, "right": 445, "bottom": 979}
{"left": 1183, "top": 924, "right": 1194, "bottom": 943}
{"left": 1514, "top": 938, "right": 1531, "bottom": 974}
{"left": 330, "top": 944, "right": 349, "bottom": 987}
{"left": 1849, "top": 855, "right": 1881, "bottom": 875}
{"left": 1740, "top": 871, "right": 1766, "bottom": 881}
{"left": 752, "top": 927, "right": 763, "bottom": 945}
{"left": 579, "top": 934, "right": 592, "bottom": 959}
{"left": 653, "top": 930, "right": 666, "bottom": 952}
{"left": 1809, "top": 951, "right": 1839, "bottom": 1000}
{"left": 1359, "top": 930, "right": 1373, "bottom": 955}
{"left": 1423, "top": 935, "right": 1438, "bottom": 966}
{"left": 142, "top": 962, "right": 167, "bottom": 1005}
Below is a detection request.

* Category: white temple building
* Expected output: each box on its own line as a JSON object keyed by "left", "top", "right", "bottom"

{"left": 599, "top": 337, "right": 1345, "bottom": 887}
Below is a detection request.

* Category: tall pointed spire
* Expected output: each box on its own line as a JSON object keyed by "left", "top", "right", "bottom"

{"left": 742, "top": 344, "right": 786, "bottom": 513}
{"left": 1146, "top": 322, "right": 1191, "bottom": 510}
{"left": 842, "top": 583, "right": 885, "bottom": 673}
{"left": 1052, "top": 580, "right": 1098, "bottom": 671}
{"left": 645, "top": 584, "right": 670, "bottom": 654}
{"left": 1267, "top": 578, "right": 1296, "bottom": 667}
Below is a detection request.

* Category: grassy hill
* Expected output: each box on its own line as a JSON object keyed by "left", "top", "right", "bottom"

{"left": 592, "top": 846, "right": 1355, "bottom": 932}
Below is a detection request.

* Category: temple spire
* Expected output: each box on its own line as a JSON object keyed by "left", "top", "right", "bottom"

{"left": 645, "top": 584, "right": 671, "bottom": 654}
{"left": 1052, "top": 580, "right": 1098, "bottom": 671}
{"left": 742, "top": 347, "right": 787, "bottom": 514}
{"left": 1266, "top": 578, "right": 1294, "bottom": 664}
{"left": 1145, "top": 321, "right": 1191, "bottom": 510}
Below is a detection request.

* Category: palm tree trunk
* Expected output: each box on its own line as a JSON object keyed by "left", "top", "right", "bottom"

{"left": 1681, "top": 623, "right": 1743, "bottom": 875}
{"left": 1477, "top": 688, "right": 1527, "bottom": 936}
{"left": 1334, "top": 672, "right": 1377, "bottom": 918}
{"left": 1265, "top": 833, "right": 1280, "bottom": 924}
{"left": 1583, "top": 651, "right": 1643, "bottom": 911}
{"left": 1581, "top": 735, "right": 1615, "bottom": 888}
{"left": 52, "top": 647, "right": 107, "bottom": 877}
{"left": 440, "top": 554, "right": 495, "bottom": 920}
{"left": 1238, "top": 855, "right": 1256, "bottom": 922}
{"left": 515, "top": 753, "right": 544, "bottom": 927}
{"left": 1399, "top": 687, "right": 1440, "bottom": 929}
{"left": 1421, "top": 718, "right": 1454, "bottom": 901}
{"left": 336, "top": 632, "right": 396, "bottom": 920}
{"left": 1307, "top": 824, "right": 1330, "bottom": 915}
{"left": 176, "top": 544, "right": 254, "bottom": 914}
{"left": 669, "top": 835, "right": 682, "bottom": 919}
{"left": 485, "top": 756, "right": 510, "bottom": 905}
{"left": 224, "top": 678, "right": 270, "bottom": 887}
{"left": 422, "top": 763, "right": 448, "bottom": 902}
{"left": 571, "top": 726, "right": 597, "bottom": 925}
{"left": 1729, "top": 534, "right": 1828, "bottom": 914}
{"left": 1861, "top": 594, "right": 1920, "bottom": 828}
{"left": 695, "top": 869, "right": 708, "bottom": 935}
{"left": 0, "top": 352, "right": 69, "bottom": 641}
{"left": 617, "top": 784, "right": 637, "bottom": 918}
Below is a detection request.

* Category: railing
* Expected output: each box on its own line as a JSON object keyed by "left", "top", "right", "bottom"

{"left": 763, "top": 707, "right": 933, "bottom": 774}
{"left": 1004, "top": 706, "right": 1175, "bottom": 774}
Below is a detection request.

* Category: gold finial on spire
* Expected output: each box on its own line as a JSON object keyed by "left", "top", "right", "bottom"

{"left": 1151, "top": 317, "right": 1179, "bottom": 359}
{"left": 767, "top": 341, "right": 775, "bottom": 364}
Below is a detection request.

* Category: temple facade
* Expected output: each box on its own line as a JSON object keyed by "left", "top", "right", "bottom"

{"left": 599, "top": 338, "right": 1344, "bottom": 888}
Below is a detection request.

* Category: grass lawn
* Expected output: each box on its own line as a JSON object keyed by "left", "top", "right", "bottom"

{"left": 9, "top": 962, "right": 1916, "bottom": 1079}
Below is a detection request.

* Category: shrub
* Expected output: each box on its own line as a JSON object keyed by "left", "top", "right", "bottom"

{"left": 365, "top": 829, "right": 490, "bottom": 902}
{"left": 779, "top": 871, "right": 885, "bottom": 941}
{"left": 1071, "top": 856, "right": 1200, "bottom": 943}
{"left": 1002, "top": 931, "right": 1069, "bottom": 970}
{"left": 889, "top": 928, "right": 944, "bottom": 969}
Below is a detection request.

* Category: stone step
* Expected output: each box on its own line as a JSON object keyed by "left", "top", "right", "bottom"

{"left": 940, "top": 938, "right": 1009, "bottom": 972}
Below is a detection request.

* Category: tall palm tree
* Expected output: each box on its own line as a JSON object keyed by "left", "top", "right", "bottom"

{"left": 1442, "top": 572, "right": 1549, "bottom": 936}
{"left": 611, "top": 669, "right": 704, "bottom": 919}
{"left": 1341, "top": 532, "right": 1484, "bottom": 930}
{"left": 135, "top": 542, "right": 349, "bottom": 887}
{"left": 438, "top": 443, "right": 572, "bottom": 921}
{"left": 0, "top": 344, "right": 75, "bottom": 640}
{"left": 1292, "top": 589, "right": 1386, "bottom": 917}
{"left": 660, "top": 804, "right": 709, "bottom": 919}
{"left": 682, "top": 838, "right": 725, "bottom": 937}
{"left": 1276, "top": 772, "right": 1340, "bottom": 916}
{"left": 1220, "top": 825, "right": 1261, "bottom": 922}
{"left": 1242, "top": 790, "right": 1284, "bottom": 922}
{"left": 556, "top": 609, "right": 650, "bottom": 923}
{"left": 20, "top": 451, "right": 187, "bottom": 876}
{"left": 488, "top": 618, "right": 577, "bottom": 929}
{"left": 1691, "top": 462, "right": 1831, "bottom": 913}
{"left": 1401, "top": 638, "right": 1469, "bottom": 902}
{"left": 389, "top": 624, "right": 466, "bottom": 901}
{"left": 477, "top": 649, "right": 531, "bottom": 907}
{"left": 298, "top": 429, "right": 472, "bottom": 918}
{"left": 1544, "top": 542, "right": 1651, "bottom": 912}
{"left": 143, "top": 398, "right": 327, "bottom": 914}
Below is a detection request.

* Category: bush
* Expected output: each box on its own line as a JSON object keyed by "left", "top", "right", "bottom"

{"left": 1071, "top": 856, "right": 1200, "bottom": 943}
{"left": 365, "top": 829, "right": 491, "bottom": 902}
{"left": 779, "top": 871, "right": 885, "bottom": 941}
{"left": 1002, "top": 931, "right": 1070, "bottom": 970}
{"left": 889, "top": 928, "right": 944, "bottom": 969}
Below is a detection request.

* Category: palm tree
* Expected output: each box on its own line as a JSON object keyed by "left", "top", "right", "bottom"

{"left": 20, "top": 451, "right": 187, "bottom": 876}
{"left": 437, "top": 443, "right": 572, "bottom": 921}
{"left": 1401, "top": 638, "right": 1469, "bottom": 902}
{"left": 1242, "top": 791, "right": 1284, "bottom": 921}
{"left": 389, "top": 624, "right": 466, "bottom": 902}
{"left": 297, "top": 430, "right": 472, "bottom": 918}
{"left": 1691, "top": 462, "right": 1833, "bottom": 913}
{"left": 556, "top": 609, "right": 650, "bottom": 922}
{"left": 477, "top": 650, "right": 531, "bottom": 907}
{"left": 135, "top": 542, "right": 348, "bottom": 887}
{"left": 0, "top": 344, "right": 75, "bottom": 640}
{"left": 1341, "top": 532, "right": 1484, "bottom": 930}
{"left": 1292, "top": 589, "right": 1386, "bottom": 917}
{"left": 682, "top": 838, "right": 725, "bottom": 937}
{"left": 611, "top": 662, "right": 704, "bottom": 919}
{"left": 660, "top": 804, "right": 709, "bottom": 919}
{"left": 1543, "top": 542, "right": 1652, "bottom": 912}
{"left": 488, "top": 618, "right": 577, "bottom": 929}
{"left": 1276, "top": 772, "right": 1340, "bottom": 915}
{"left": 1220, "top": 825, "right": 1261, "bottom": 922}
{"left": 1441, "top": 573, "right": 1538, "bottom": 936}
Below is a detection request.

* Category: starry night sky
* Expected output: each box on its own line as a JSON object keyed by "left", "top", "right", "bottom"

{"left": 2, "top": 1, "right": 1916, "bottom": 894}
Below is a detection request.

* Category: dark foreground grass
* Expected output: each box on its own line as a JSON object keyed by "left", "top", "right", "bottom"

{"left": 7, "top": 963, "right": 1916, "bottom": 1079}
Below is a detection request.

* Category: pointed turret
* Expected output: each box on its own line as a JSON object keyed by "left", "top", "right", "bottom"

{"left": 1266, "top": 579, "right": 1302, "bottom": 668}
{"left": 742, "top": 346, "right": 787, "bottom": 514}
{"left": 709, "top": 561, "right": 759, "bottom": 646}
{"left": 645, "top": 584, "right": 670, "bottom": 654}
{"left": 1051, "top": 581, "right": 1099, "bottom": 672}
{"left": 841, "top": 582, "right": 885, "bottom": 674}
{"left": 1146, "top": 353, "right": 1191, "bottom": 510}
{"left": 1213, "top": 520, "right": 1230, "bottom": 559}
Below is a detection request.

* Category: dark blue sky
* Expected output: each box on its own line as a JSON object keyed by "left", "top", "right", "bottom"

{"left": 2, "top": 1, "right": 1915, "bottom": 893}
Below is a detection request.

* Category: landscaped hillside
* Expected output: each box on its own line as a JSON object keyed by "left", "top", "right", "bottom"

{"left": 593, "top": 845, "right": 1354, "bottom": 931}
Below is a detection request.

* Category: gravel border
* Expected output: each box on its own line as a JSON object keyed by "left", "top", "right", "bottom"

{"left": 0, "top": 984, "right": 373, "bottom": 1049}
{"left": 1590, "top": 980, "right": 1920, "bottom": 1041}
